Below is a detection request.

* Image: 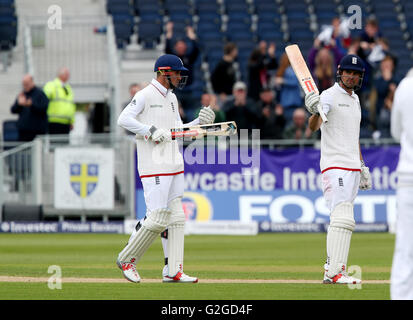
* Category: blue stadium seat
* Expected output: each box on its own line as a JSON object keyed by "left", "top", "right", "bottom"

{"left": 137, "top": 21, "right": 162, "bottom": 49}
{"left": 0, "top": 10, "right": 17, "bottom": 49}
{"left": 2, "top": 120, "right": 19, "bottom": 142}
{"left": 196, "top": 2, "right": 221, "bottom": 14}
{"left": 134, "top": 1, "right": 163, "bottom": 16}
{"left": 226, "top": 10, "right": 251, "bottom": 22}
{"left": 114, "top": 22, "right": 133, "bottom": 48}
{"left": 201, "top": 39, "right": 224, "bottom": 52}
{"left": 0, "top": 6, "right": 14, "bottom": 15}
{"left": 378, "top": 18, "right": 400, "bottom": 30}
{"left": 258, "top": 30, "right": 284, "bottom": 43}
{"left": 256, "top": 11, "right": 281, "bottom": 24}
{"left": 197, "top": 12, "right": 221, "bottom": 24}
{"left": 138, "top": 12, "right": 162, "bottom": 23}
{"left": 225, "top": 1, "right": 249, "bottom": 14}
{"left": 106, "top": 2, "right": 134, "bottom": 15}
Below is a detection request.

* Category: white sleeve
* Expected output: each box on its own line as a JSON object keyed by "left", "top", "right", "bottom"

{"left": 320, "top": 91, "right": 333, "bottom": 115}
{"left": 391, "top": 84, "right": 403, "bottom": 142}
{"left": 183, "top": 117, "right": 200, "bottom": 128}
{"left": 117, "top": 92, "right": 151, "bottom": 136}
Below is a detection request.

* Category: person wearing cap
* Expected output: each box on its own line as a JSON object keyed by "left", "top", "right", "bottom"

{"left": 115, "top": 54, "right": 215, "bottom": 284}
{"left": 222, "top": 81, "right": 259, "bottom": 134}
{"left": 305, "top": 54, "right": 372, "bottom": 285}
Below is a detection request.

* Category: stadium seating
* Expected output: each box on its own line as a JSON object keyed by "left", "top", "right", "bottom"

{"left": 0, "top": 0, "right": 17, "bottom": 50}
{"left": 2, "top": 119, "right": 18, "bottom": 143}
{"left": 103, "top": 0, "right": 413, "bottom": 90}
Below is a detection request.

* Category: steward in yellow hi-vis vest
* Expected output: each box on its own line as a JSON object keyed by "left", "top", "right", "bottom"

{"left": 43, "top": 67, "right": 76, "bottom": 134}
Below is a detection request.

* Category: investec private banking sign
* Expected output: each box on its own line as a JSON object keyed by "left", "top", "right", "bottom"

{"left": 54, "top": 148, "right": 115, "bottom": 209}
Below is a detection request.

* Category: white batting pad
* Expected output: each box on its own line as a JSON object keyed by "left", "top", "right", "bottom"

{"left": 326, "top": 202, "right": 355, "bottom": 278}
{"left": 167, "top": 197, "right": 186, "bottom": 277}
{"left": 118, "top": 208, "right": 170, "bottom": 263}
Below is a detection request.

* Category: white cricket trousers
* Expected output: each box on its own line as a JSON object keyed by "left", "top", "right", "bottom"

{"left": 391, "top": 186, "right": 413, "bottom": 300}
{"left": 321, "top": 169, "right": 360, "bottom": 212}
{"left": 141, "top": 173, "right": 184, "bottom": 211}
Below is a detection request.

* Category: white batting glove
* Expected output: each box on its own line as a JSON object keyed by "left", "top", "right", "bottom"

{"left": 198, "top": 106, "right": 215, "bottom": 125}
{"left": 359, "top": 160, "right": 372, "bottom": 190}
{"left": 146, "top": 125, "right": 171, "bottom": 143}
{"left": 304, "top": 92, "right": 320, "bottom": 115}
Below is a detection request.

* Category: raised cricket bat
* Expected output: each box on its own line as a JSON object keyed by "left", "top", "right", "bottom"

{"left": 170, "top": 121, "right": 237, "bottom": 140}
{"left": 285, "top": 44, "right": 328, "bottom": 123}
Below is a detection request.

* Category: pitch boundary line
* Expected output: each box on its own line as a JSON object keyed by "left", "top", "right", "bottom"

{"left": 0, "top": 276, "right": 390, "bottom": 284}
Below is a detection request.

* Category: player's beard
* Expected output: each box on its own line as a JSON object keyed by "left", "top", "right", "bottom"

{"left": 339, "top": 74, "right": 362, "bottom": 91}
{"left": 166, "top": 75, "right": 188, "bottom": 90}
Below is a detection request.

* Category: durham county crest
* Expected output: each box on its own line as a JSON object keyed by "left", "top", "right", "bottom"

{"left": 70, "top": 163, "right": 99, "bottom": 198}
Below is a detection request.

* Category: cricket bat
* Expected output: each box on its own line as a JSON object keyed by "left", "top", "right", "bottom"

{"left": 285, "top": 44, "right": 328, "bottom": 123}
{"left": 170, "top": 121, "right": 237, "bottom": 140}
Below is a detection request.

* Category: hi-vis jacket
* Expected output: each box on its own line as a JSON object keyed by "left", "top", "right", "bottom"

{"left": 43, "top": 78, "right": 76, "bottom": 125}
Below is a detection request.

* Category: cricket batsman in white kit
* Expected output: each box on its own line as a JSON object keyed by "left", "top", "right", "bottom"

{"left": 116, "top": 54, "right": 215, "bottom": 283}
{"left": 305, "top": 54, "right": 372, "bottom": 284}
{"left": 390, "top": 68, "right": 413, "bottom": 300}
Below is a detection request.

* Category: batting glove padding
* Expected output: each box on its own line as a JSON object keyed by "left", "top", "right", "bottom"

{"left": 148, "top": 126, "right": 172, "bottom": 143}
{"left": 198, "top": 106, "right": 216, "bottom": 125}
{"left": 304, "top": 91, "right": 320, "bottom": 115}
{"left": 359, "top": 162, "right": 372, "bottom": 190}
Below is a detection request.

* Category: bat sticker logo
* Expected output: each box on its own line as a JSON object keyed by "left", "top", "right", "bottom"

{"left": 304, "top": 80, "right": 315, "bottom": 92}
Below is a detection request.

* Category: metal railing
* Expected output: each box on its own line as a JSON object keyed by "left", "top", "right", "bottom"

{"left": 0, "top": 134, "right": 136, "bottom": 221}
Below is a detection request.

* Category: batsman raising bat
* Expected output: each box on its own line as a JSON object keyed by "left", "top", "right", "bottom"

{"left": 306, "top": 54, "right": 372, "bottom": 284}
{"left": 116, "top": 54, "right": 216, "bottom": 283}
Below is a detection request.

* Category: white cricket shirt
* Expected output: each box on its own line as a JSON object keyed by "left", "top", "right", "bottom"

{"left": 319, "top": 82, "right": 361, "bottom": 173}
{"left": 117, "top": 79, "right": 199, "bottom": 177}
{"left": 391, "top": 73, "right": 413, "bottom": 184}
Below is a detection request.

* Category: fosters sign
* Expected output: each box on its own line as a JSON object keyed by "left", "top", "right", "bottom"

{"left": 54, "top": 148, "right": 115, "bottom": 209}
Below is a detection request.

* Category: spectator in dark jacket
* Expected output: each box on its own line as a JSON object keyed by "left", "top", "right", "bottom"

{"left": 10, "top": 74, "right": 49, "bottom": 141}
{"left": 222, "top": 81, "right": 259, "bottom": 134}
{"left": 256, "top": 88, "right": 286, "bottom": 139}
{"left": 247, "top": 41, "right": 278, "bottom": 101}
{"left": 373, "top": 55, "right": 399, "bottom": 138}
{"left": 165, "top": 22, "right": 201, "bottom": 119}
{"left": 210, "top": 42, "right": 238, "bottom": 102}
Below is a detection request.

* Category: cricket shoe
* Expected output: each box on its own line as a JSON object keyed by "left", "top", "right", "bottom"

{"left": 163, "top": 267, "right": 198, "bottom": 283}
{"left": 117, "top": 258, "right": 141, "bottom": 283}
{"left": 323, "top": 265, "right": 361, "bottom": 284}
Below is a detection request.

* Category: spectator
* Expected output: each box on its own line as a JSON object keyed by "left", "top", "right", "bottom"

{"left": 274, "top": 53, "right": 303, "bottom": 124}
{"left": 247, "top": 41, "right": 278, "bottom": 101}
{"left": 43, "top": 67, "right": 76, "bottom": 134}
{"left": 10, "top": 74, "right": 49, "bottom": 141}
{"left": 373, "top": 56, "right": 399, "bottom": 138}
{"left": 165, "top": 22, "right": 201, "bottom": 119}
{"left": 222, "top": 81, "right": 259, "bottom": 133}
{"left": 283, "top": 108, "right": 318, "bottom": 140}
{"left": 308, "top": 38, "right": 345, "bottom": 79}
{"left": 316, "top": 16, "right": 351, "bottom": 53}
{"left": 312, "top": 47, "right": 336, "bottom": 93}
{"left": 210, "top": 42, "right": 238, "bottom": 103}
{"left": 256, "top": 88, "right": 286, "bottom": 139}
{"left": 356, "top": 18, "right": 382, "bottom": 94}
{"left": 194, "top": 93, "right": 226, "bottom": 124}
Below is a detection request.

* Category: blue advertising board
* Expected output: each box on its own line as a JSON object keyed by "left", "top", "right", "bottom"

{"left": 135, "top": 145, "right": 400, "bottom": 227}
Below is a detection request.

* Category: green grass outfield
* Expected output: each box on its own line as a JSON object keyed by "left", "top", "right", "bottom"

{"left": 0, "top": 233, "right": 394, "bottom": 300}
